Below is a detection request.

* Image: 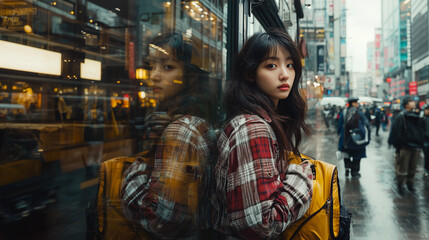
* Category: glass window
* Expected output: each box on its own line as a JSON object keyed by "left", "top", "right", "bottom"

{"left": 0, "top": 0, "right": 226, "bottom": 238}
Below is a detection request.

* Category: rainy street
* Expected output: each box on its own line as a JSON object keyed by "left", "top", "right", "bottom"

{"left": 303, "top": 119, "right": 429, "bottom": 240}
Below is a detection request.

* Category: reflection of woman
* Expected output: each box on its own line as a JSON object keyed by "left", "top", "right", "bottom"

{"left": 213, "top": 29, "right": 313, "bottom": 239}
{"left": 121, "top": 33, "right": 217, "bottom": 239}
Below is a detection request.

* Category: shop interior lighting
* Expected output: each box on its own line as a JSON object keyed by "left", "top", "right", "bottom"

{"left": 80, "top": 58, "right": 101, "bottom": 80}
{"left": 24, "top": 25, "right": 32, "bottom": 33}
{"left": 149, "top": 44, "right": 169, "bottom": 56}
{"left": 0, "top": 40, "right": 61, "bottom": 76}
{"left": 138, "top": 91, "right": 146, "bottom": 99}
{"left": 136, "top": 68, "right": 148, "bottom": 80}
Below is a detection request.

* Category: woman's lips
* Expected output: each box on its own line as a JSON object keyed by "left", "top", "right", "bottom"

{"left": 152, "top": 87, "right": 162, "bottom": 92}
{"left": 278, "top": 84, "right": 290, "bottom": 91}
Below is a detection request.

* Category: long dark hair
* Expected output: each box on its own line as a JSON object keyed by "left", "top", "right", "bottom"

{"left": 147, "top": 32, "right": 212, "bottom": 121}
{"left": 224, "top": 29, "right": 309, "bottom": 159}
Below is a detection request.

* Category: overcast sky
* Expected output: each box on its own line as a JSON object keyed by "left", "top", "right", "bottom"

{"left": 346, "top": 0, "right": 381, "bottom": 73}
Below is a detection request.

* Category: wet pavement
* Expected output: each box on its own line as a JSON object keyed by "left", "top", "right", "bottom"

{"left": 1, "top": 121, "right": 429, "bottom": 239}
{"left": 302, "top": 123, "right": 429, "bottom": 240}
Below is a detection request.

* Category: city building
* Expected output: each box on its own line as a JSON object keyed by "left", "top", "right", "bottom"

{"left": 349, "top": 72, "right": 369, "bottom": 97}
{"left": 367, "top": 28, "right": 386, "bottom": 98}
{"left": 411, "top": 0, "right": 429, "bottom": 107}
{"left": 381, "top": 0, "right": 412, "bottom": 99}
{"left": 299, "top": 0, "right": 347, "bottom": 97}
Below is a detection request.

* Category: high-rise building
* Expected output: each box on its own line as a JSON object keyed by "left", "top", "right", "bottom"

{"left": 411, "top": 0, "right": 429, "bottom": 106}
{"left": 381, "top": 0, "right": 412, "bottom": 99}
{"left": 367, "top": 28, "right": 385, "bottom": 98}
{"left": 299, "top": 0, "right": 346, "bottom": 97}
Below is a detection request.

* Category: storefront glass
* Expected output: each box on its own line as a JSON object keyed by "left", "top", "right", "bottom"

{"left": 0, "top": 0, "right": 226, "bottom": 238}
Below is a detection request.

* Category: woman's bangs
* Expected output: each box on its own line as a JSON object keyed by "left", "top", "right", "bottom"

{"left": 258, "top": 38, "right": 294, "bottom": 64}
{"left": 261, "top": 45, "right": 280, "bottom": 62}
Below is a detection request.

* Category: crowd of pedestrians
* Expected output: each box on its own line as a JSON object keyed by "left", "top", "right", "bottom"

{"left": 330, "top": 96, "right": 429, "bottom": 194}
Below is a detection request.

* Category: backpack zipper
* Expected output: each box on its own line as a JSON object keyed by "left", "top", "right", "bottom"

{"left": 325, "top": 198, "right": 331, "bottom": 215}
{"left": 311, "top": 164, "right": 316, "bottom": 180}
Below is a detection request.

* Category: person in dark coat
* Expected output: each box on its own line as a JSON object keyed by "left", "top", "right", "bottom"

{"left": 388, "top": 97, "right": 424, "bottom": 193}
{"left": 374, "top": 108, "right": 381, "bottom": 136}
{"left": 338, "top": 98, "right": 371, "bottom": 177}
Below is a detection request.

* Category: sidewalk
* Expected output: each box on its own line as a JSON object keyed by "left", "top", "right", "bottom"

{"left": 300, "top": 125, "right": 429, "bottom": 239}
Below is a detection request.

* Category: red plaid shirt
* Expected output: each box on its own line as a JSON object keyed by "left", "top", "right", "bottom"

{"left": 213, "top": 114, "right": 313, "bottom": 239}
{"left": 121, "top": 115, "right": 216, "bottom": 239}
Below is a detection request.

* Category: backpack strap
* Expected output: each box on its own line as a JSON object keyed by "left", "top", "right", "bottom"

{"left": 284, "top": 153, "right": 342, "bottom": 240}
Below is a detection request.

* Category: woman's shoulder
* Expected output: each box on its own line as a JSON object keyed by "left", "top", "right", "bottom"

{"left": 226, "top": 114, "right": 268, "bottom": 127}
{"left": 222, "top": 114, "right": 274, "bottom": 138}
{"left": 167, "top": 115, "right": 214, "bottom": 134}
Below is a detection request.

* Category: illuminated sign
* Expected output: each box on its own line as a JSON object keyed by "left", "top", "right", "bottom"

{"left": 80, "top": 59, "right": 101, "bottom": 80}
{"left": 0, "top": 8, "right": 37, "bottom": 29}
{"left": 0, "top": 40, "right": 61, "bottom": 75}
{"left": 409, "top": 81, "right": 417, "bottom": 95}
{"left": 0, "top": 8, "right": 37, "bottom": 16}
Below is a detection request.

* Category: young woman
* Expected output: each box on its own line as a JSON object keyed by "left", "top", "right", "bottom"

{"left": 213, "top": 29, "right": 313, "bottom": 239}
{"left": 120, "top": 32, "right": 217, "bottom": 239}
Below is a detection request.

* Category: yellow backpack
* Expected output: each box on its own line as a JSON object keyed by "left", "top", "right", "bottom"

{"left": 86, "top": 156, "right": 153, "bottom": 240}
{"left": 281, "top": 153, "right": 351, "bottom": 240}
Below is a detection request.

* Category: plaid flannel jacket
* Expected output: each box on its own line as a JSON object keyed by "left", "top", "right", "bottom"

{"left": 213, "top": 114, "right": 313, "bottom": 239}
{"left": 121, "top": 115, "right": 216, "bottom": 239}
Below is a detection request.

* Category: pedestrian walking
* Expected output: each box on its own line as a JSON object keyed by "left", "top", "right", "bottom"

{"left": 381, "top": 108, "right": 388, "bottom": 131}
{"left": 337, "top": 98, "right": 371, "bottom": 178}
{"left": 213, "top": 29, "right": 313, "bottom": 239}
{"left": 374, "top": 108, "right": 381, "bottom": 136}
{"left": 323, "top": 104, "right": 332, "bottom": 130}
{"left": 421, "top": 105, "right": 429, "bottom": 177}
{"left": 388, "top": 97, "right": 424, "bottom": 193}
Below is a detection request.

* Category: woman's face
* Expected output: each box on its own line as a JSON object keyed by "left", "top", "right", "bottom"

{"left": 148, "top": 46, "right": 185, "bottom": 103}
{"left": 254, "top": 47, "right": 295, "bottom": 108}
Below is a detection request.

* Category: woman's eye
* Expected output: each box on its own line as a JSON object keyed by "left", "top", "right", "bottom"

{"left": 286, "top": 63, "right": 294, "bottom": 69}
{"left": 163, "top": 65, "right": 175, "bottom": 70}
{"left": 266, "top": 63, "right": 277, "bottom": 69}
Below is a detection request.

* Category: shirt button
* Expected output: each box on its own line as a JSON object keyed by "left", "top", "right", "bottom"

{"left": 268, "top": 171, "right": 272, "bottom": 177}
